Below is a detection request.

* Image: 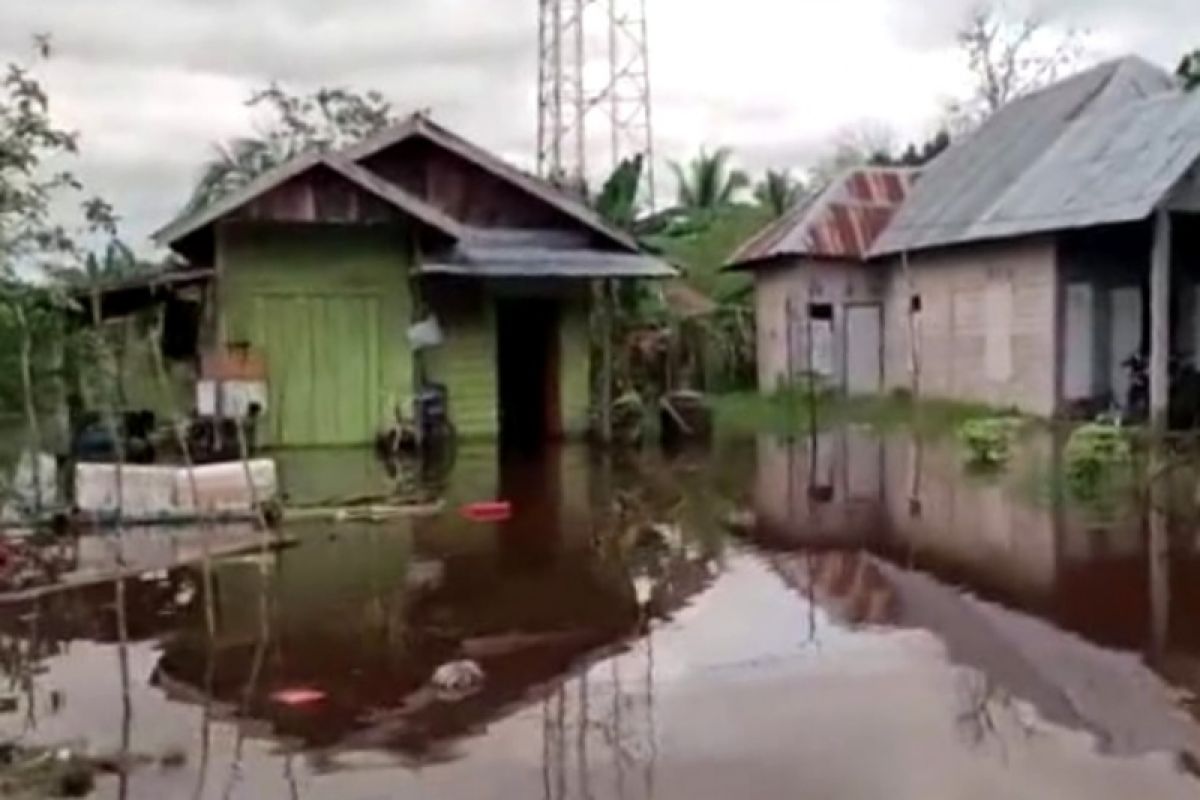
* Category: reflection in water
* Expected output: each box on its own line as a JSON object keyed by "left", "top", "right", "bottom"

{"left": 0, "top": 438, "right": 1197, "bottom": 798}
{"left": 754, "top": 428, "right": 1200, "bottom": 760}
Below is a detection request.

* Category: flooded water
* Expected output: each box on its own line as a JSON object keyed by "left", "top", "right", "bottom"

{"left": 2, "top": 431, "right": 1200, "bottom": 798}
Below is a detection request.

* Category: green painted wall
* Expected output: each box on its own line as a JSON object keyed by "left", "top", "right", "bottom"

{"left": 424, "top": 286, "right": 593, "bottom": 441}
{"left": 423, "top": 282, "right": 499, "bottom": 439}
{"left": 89, "top": 317, "right": 195, "bottom": 420}
{"left": 560, "top": 300, "right": 592, "bottom": 438}
{"left": 218, "top": 224, "right": 596, "bottom": 445}
{"left": 219, "top": 224, "right": 412, "bottom": 447}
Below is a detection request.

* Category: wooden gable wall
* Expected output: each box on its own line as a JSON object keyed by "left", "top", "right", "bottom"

{"left": 233, "top": 166, "right": 404, "bottom": 226}
{"left": 361, "top": 138, "right": 582, "bottom": 232}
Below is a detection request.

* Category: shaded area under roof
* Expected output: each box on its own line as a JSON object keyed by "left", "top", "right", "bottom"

{"left": 66, "top": 267, "right": 214, "bottom": 320}
{"left": 873, "top": 56, "right": 1184, "bottom": 256}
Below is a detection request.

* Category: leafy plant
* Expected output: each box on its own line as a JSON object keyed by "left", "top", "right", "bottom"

{"left": 957, "top": 416, "right": 1022, "bottom": 468}
{"left": 184, "top": 83, "right": 397, "bottom": 214}
{"left": 593, "top": 154, "right": 644, "bottom": 231}
{"left": 669, "top": 147, "right": 749, "bottom": 216}
{"left": 1063, "top": 422, "right": 1133, "bottom": 502}
{"left": 753, "top": 170, "right": 804, "bottom": 218}
{"left": 1179, "top": 49, "right": 1200, "bottom": 91}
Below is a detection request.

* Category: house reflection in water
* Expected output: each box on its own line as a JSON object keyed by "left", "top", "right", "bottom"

{"left": 146, "top": 445, "right": 717, "bottom": 766}
{"left": 753, "top": 428, "right": 1200, "bottom": 755}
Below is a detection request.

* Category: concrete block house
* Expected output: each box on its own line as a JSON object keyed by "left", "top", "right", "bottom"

{"left": 155, "top": 114, "right": 672, "bottom": 448}
{"left": 731, "top": 57, "right": 1200, "bottom": 421}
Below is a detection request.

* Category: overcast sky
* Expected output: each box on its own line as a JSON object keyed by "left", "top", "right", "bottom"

{"left": 1, "top": 0, "right": 1196, "bottom": 249}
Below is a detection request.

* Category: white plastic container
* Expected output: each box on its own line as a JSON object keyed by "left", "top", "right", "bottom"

{"left": 75, "top": 459, "right": 277, "bottom": 519}
{"left": 175, "top": 460, "right": 277, "bottom": 514}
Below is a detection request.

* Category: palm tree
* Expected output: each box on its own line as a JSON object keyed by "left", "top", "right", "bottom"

{"left": 753, "top": 170, "right": 804, "bottom": 218}
{"left": 593, "top": 154, "right": 645, "bottom": 231}
{"left": 669, "top": 147, "right": 749, "bottom": 216}
{"left": 1180, "top": 49, "right": 1200, "bottom": 91}
{"left": 183, "top": 137, "right": 293, "bottom": 215}
{"left": 50, "top": 238, "right": 144, "bottom": 288}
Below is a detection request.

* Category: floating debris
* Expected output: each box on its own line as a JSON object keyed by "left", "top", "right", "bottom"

{"left": 271, "top": 688, "right": 327, "bottom": 707}
{"left": 460, "top": 501, "right": 512, "bottom": 523}
{"left": 431, "top": 660, "right": 485, "bottom": 702}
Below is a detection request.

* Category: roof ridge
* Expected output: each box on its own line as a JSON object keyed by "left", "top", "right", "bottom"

{"left": 320, "top": 154, "right": 465, "bottom": 239}
{"left": 973, "top": 58, "right": 1185, "bottom": 235}
{"left": 343, "top": 111, "right": 641, "bottom": 252}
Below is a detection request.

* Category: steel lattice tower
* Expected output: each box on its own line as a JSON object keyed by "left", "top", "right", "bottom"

{"left": 537, "top": 0, "right": 656, "bottom": 207}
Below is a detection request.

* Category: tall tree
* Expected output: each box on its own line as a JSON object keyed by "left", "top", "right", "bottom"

{"left": 0, "top": 37, "right": 123, "bottom": 486}
{"left": 807, "top": 122, "right": 899, "bottom": 187}
{"left": 593, "top": 154, "right": 645, "bottom": 231}
{"left": 949, "top": 3, "right": 1086, "bottom": 129}
{"left": 669, "top": 147, "right": 749, "bottom": 216}
{"left": 0, "top": 46, "right": 82, "bottom": 280}
{"left": 1180, "top": 49, "right": 1200, "bottom": 91}
{"left": 184, "top": 84, "right": 398, "bottom": 213}
{"left": 49, "top": 237, "right": 151, "bottom": 288}
{"left": 871, "top": 131, "right": 952, "bottom": 168}
{"left": 753, "top": 170, "right": 804, "bottom": 218}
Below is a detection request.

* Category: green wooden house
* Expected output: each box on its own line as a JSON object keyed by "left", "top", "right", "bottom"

{"left": 155, "top": 114, "right": 672, "bottom": 448}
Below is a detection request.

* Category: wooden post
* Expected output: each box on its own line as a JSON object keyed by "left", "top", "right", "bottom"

{"left": 784, "top": 296, "right": 795, "bottom": 387}
{"left": 1150, "top": 207, "right": 1172, "bottom": 429}
{"left": 902, "top": 250, "right": 921, "bottom": 398}
{"left": 599, "top": 279, "right": 614, "bottom": 445}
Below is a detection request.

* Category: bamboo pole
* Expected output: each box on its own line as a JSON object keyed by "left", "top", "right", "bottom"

{"left": 600, "top": 279, "right": 615, "bottom": 445}
{"left": 13, "top": 303, "right": 43, "bottom": 515}
{"left": 148, "top": 308, "right": 217, "bottom": 640}
{"left": 901, "top": 250, "right": 921, "bottom": 398}
{"left": 82, "top": 288, "right": 135, "bottom": 800}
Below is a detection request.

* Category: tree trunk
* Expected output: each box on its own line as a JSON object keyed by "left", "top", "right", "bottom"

{"left": 14, "top": 304, "right": 43, "bottom": 513}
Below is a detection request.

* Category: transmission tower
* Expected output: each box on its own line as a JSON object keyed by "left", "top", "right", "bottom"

{"left": 537, "top": 0, "right": 656, "bottom": 207}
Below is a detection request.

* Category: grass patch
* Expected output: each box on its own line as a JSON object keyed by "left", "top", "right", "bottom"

{"left": 713, "top": 388, "right": 1009, "bottom": 439}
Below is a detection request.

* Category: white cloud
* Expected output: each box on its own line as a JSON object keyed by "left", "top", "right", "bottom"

{"left": 0, "top": 0, "right": 1195, "bottom": 248}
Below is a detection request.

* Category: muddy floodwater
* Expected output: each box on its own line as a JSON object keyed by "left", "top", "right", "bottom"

{"left": 3, "top": 430, "right": 1200, "bottom": 799}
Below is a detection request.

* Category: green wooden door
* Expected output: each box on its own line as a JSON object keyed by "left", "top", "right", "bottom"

{"left": 255, "top": 293, "right": 381, "bottom": 447}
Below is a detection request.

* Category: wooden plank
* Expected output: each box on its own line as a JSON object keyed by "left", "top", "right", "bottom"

{"left": 1150, "top": 208, "right": 1172, "bottom": 428}
{"left": 222, "top": 226, "right": 412, "bottom": 446}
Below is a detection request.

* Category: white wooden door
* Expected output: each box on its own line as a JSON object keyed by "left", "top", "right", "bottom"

{"left": 809, "top": 318, "right": 836, "bottom": 380}
{"left": 845, "top": 305, "right": 883, "bottom": 395}
{"left": 1064, "top": 283, "right": 1095, "bottom": 401}
{"left": 1109, "top": 287, "right": 1142, "bottom": 405}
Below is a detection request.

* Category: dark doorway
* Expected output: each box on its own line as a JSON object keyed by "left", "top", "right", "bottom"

{"left": 497, "top": 298, "right": 562, "bottom": 450}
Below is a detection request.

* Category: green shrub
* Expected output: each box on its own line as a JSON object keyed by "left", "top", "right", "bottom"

{"left": 957, "top": 417, "right": 1022, "bottom": 467}
{"left": 1064, "top": 422, "right": 1133, "bottom": 501}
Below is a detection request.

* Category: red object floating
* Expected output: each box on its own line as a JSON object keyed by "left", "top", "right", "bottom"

{"left": 461, "top": 501, "right": 513, "bottom": 523}
{"left": 271, "top": 688, "right": 326, "bottom": 707}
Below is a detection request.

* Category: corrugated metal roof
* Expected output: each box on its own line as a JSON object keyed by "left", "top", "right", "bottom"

{"left": 958, "top": 89, "right": 1200, "bottom": 239}
{"left": 461, "top": 227, "right": 591, "bottom": 249}
{"left": 872, "top": 56, "right": 1183, "bottom": 255}
{"left": 728, "top": 167, "right": 919, "bottom": 268}
{"left": 423, "top": 243, "right": 676, "bottom": 278}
